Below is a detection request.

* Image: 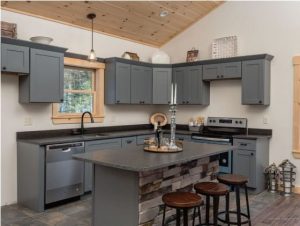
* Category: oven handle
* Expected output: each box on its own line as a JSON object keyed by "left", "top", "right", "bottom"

{"left": 191, "top": 136, "right": 231, "bottom": 143}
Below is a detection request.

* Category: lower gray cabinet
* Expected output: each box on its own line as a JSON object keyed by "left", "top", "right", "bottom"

{"left": 242, "top": 59, "right": 270, "bottom": 105}
{"left": 19, "top": 48, "right": 64, "bottom": 103}
{"left": 131, "top": 65, "right": 152, "bottom": 104}
{"left": 233, "top": 138, "right": 269, "bottom": 193}
{"left": 153, "top": 67, "right": 172, "bottom": 104}
{"left": 1, "top": 43, "right": 29, "bottom": 74}
{"left": 84, "top": 139, "right": 122, "bottom": 192}
{"left": 233, "top": 149, "right": 256, "bottom": 188}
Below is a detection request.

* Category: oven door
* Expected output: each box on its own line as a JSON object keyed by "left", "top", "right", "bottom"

{"left": 191, "top": 136, "right": 232, "bottom": 174}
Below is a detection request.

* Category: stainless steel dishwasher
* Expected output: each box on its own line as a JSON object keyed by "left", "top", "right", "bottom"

{"left": 45, "top": 142, "right": 84, "bottom": 204}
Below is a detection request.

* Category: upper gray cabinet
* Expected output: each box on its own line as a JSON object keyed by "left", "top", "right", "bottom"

{"left": 1, "top": 43, "right": 29, "bottom": 74}
{"left": 19, "top": 49, "right": 64, "bottom": 103}
{"left": 203, "top": 61, "right": 241, "bottom": 80}
{"left": 105, "top": 61, "right": 131, "bottom": 104}
{"left": 173, "top": 65, "right": 209, "bottom": 105}
{"left": 242, "top": 59, "right": 270, "bottom": 105}
{"left": 131, "top": 65, "right": 152, "bottom": 104}
{"left": 153, "top": 67, "right": 172, "bottom": 104}
{"left": 2, "top": 37, "right": 67, "bottom": 103}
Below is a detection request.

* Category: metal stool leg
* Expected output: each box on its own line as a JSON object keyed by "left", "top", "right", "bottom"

{"left": 213, "top": 196, "right": 219, "bottom": 226}
{"left": 176, "top": 209, "right": 181, "bottom": 226}
{"left": 198, "top": 206, "right": 202, "bottom": 225}
{"left": 192, "top": 207, "right": 196, "bottom": 226}
{"left": 225, "top": 193, "right": 230, "bottom": 226}
{"left": 235, "top": 186, "right": 242, "bottom": 226}
{"left": 206, "top": 195, "right": 210, "bottom": 225}
{"left": 245, "top": 185, "right": 251, "bottom": 226}
{"left": 162, "top": 205, "right": 166, "bottom": 226}
{"left": 183, "top": 209, "right": 188, "bottom": 226}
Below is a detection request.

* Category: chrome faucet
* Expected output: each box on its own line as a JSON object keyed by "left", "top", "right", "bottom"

{"left": 81, "top": 111, "right": 94, "bottom": 135}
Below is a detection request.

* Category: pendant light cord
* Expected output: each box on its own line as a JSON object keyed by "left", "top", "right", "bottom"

{"left": 92, "top": 18, "right": 94, "bottom": 50}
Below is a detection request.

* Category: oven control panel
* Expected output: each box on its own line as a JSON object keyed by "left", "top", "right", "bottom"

{"left": 207, "top": 117, "right": 247, "bottom": 128}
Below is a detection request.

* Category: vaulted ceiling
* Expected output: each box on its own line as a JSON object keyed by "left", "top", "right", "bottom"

{"left": 1, "top": 1, "right": 223, "bottom": 47}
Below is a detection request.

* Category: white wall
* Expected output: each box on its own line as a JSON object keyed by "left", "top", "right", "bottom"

{"left": 1, "top": 10, "right": 158, "bottom": 205}
{"left": 161, "top": 1, "right": 300, "bottom": 184}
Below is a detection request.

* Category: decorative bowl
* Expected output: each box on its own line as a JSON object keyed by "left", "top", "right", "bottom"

{"left": 30, "top": 36, "right": 53, "bottom": 44}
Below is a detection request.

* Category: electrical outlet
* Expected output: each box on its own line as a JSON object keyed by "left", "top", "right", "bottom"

{"left": 263, "top": 116, "right": 268, "bottom": 124}
{"left": 24, "top": 117, "right": 32, "bottom": 126}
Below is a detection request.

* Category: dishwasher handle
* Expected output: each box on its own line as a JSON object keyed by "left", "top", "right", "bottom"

{"left": 62, "top": 148, "right": 72, "bottom": 153}
{"left": 46, "top": 142, "right": 84, "bottom": 151}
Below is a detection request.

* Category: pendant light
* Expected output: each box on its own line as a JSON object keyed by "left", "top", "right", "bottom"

{"left": 87, "top": 13, "right": 97, "bottom": 61}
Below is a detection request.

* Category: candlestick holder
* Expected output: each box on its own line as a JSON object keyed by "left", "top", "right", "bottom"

{"left": 168, "top": 104, "right": 183, "bottom": 151}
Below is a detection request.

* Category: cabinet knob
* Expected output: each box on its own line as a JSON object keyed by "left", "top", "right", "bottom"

{"left": 60, "top": 99, "right": 64, "bottom": 102}
{"left": 168, "top": 101, "right": 171, "bottom": 104}
{"left": 2, "top": 66, "right": 6, "bottom": 70}
{"left": 217, "top": 75, "right": 220, "bottom": 78}
{"left": 116, "top": 100, "right": 120, "bottom": 103}
{"left": 221, "top": 75, "right": 224, "bottom": 78}
{"left": 259, "top": 100, "right": 262, "bottom": 104}
{"left": 186, "top": 101, "right": 189, "bottom": 104}
{"left": 251, "top": 153, "right": 254, "bottom": 156}
{"left": 182, "top": 101, "right": 186, "bottom": 104}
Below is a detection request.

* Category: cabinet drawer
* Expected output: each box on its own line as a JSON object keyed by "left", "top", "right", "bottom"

{"left": 85, "top": 138, "right": 122, "bottom": 151}
{"left": 137, "top": 135, "right": 153, "bottom": 145}
{"left": 122, "top": 136, "right": 137, "bottom": 148}
{"left": 233, "top": 139, "right": 256, "bottom": 150}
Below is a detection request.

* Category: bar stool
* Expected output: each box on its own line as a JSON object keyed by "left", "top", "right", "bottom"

{"left": 217, "top": 174, "right": 251, "bottom": 226}
{"left": 194, "top": 182, "right": 229, "bottom": 226}
{"left": 162, "top": 191, "right": 203, "bottom": 226}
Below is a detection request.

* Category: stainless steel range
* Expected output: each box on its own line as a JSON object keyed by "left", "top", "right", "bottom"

{"left": 191, "top": 117, "right": 247, "bottom": 174}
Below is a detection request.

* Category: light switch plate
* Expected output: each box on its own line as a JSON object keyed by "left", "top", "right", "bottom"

{"left": 263, "top": 116, "right": 268, "bottom": 124}
{"left": 24, "top": 117, "right": 32, "bottom": 126}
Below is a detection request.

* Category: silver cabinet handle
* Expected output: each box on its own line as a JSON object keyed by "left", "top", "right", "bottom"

{"left": 62, "top": 148, "right": 71, "bottom": 153}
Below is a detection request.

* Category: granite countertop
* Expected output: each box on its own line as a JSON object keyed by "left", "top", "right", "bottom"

{"left": 17, "top": 129, "right": 193, "bottom": 145}
{"left": 73, "top": 141, "right": 234, "bottom": 172}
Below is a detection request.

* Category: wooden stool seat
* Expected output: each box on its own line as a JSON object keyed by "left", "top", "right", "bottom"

{"left": 194, "top": 182, "right": 229, "bottom": 196}
{"left": 217, "top": 174, "right": 248, "bottom": 185}
{"left": 162, "top": 191, "right": 202, "bottom": 209}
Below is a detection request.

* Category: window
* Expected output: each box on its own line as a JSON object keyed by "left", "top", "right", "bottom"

{"left": 293, "top": 56, "right": 300, "bottom": 158}
{"left": 52, "top": 57, "right": 105, "bottom": 124}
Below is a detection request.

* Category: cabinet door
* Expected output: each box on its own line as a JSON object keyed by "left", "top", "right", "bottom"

{"left": 29, "top": 48, "right": 64, "bottom": 102}
{"left": 1, "top": 43, "right": 29, "bottom": 74}
{"left": 153, "top": 68, "right": 172, "bottom": 104}
{"left": 203, "top": 64, "right": 221, "bottom": 80}
{"left": 233, "top": 149, "right": 256, "bottom": 188}
{"left": 131, "top": 65, "right": 152, "bottom": 104}
{"left": 186, "top": 65, "right": 209, "bottom": 105}
{"left": 84, "top": 139, "right": 122, "bottom": 192}
{"left": 173, "top": 67, "right": 186, "bottom": 104}
{"left": 116, "top": 62, "right": 131, "bottom": 104}
{"left": 242, "top": 60, "right": 266, "bottom": 105}
{"left": 222, "top": 62, "right": 241, "bottom": 79}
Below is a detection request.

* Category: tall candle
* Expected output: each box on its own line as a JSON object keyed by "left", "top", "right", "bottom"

{"left": 170, "top": 83, "right": 174, "bottom": 104}
{"left": 174, "top": 83, "right": 177, "bottom": 105}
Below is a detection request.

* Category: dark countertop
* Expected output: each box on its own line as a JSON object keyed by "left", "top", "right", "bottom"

{"left": 17, "top": 129, "right": 194, "bottom": 145}
{"left": 73, "top": 141, "right": 233, "bottom": 172}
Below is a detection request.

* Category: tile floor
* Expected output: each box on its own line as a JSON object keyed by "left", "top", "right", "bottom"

{"left": 1, "top": 191, "right": 300, "bottom": 226}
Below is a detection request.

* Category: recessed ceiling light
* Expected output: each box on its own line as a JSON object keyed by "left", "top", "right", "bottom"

{"left": 160, "top": 10, "right": 169, "bottom": 17}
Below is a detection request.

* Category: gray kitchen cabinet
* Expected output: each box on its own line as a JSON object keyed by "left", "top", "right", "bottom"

{"left": 153, "top": 67, "right": 172, "bottom": 104}
{"left": 203, "top": 62, "right": 241, "bottom": 80}
{"left": 85, "top": 139, "right": 122, "bottom": 192}
{"left": 122, "top": 136, "right": 137, "bottom": 148}
{"left": 19, "top": 48, "right": 64, "bottom": 103}
{"left": 1, "top": 43, "right": 29, "bottom": 74}
{"left": 233, "top": 149, "right": 256, "bottom": 188}
{"left": 233, "top": 138, "right": 269, "bottom": 193}
{"left": 131, "top": 65, "right": 152, "bottom": 104}
{"left": 105, "top": 61, "right": 131, "bottom": 104}
{"left": 242, "top": 59, "right": 270, "bottom": 105}
{"left": 173, "top": 65, "right": 209, "bottom": 105}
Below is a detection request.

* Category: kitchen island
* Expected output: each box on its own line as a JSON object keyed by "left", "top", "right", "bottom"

{"left": 73, "top": 141, "right": 233, "bottom": 226}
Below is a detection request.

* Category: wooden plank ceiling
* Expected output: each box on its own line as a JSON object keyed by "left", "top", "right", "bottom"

{"left": 1, "top": 1, "right": 223, "bottom": 47}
